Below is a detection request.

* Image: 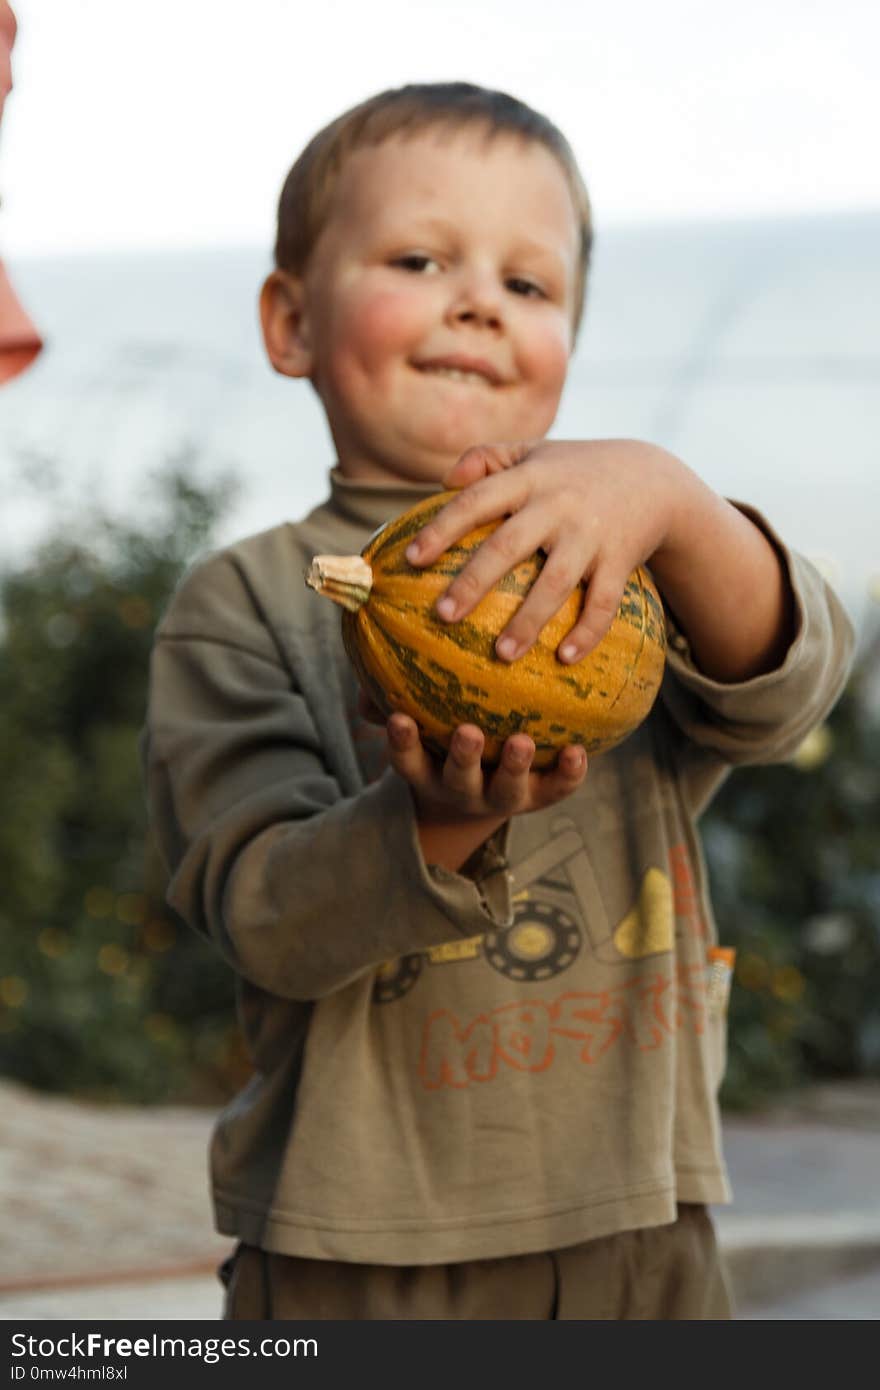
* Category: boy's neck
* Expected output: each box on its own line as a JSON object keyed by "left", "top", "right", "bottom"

{"left": 328, "top": 466, "right": 443, "bottom": 529}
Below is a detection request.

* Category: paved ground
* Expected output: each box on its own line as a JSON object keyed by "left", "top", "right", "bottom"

{"left": 2, "top": 1077, "right": 879, "bottom": 1320}
{"left": 0, "top": 1080, "right": 228, "bottom": 1288}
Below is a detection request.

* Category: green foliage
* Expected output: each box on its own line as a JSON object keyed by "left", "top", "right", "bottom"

{"left": 0, "top": 459, "right": 247, "bottom": 1102}
{"left": 703, "top": 624, "right": 880, "bottom": 1109}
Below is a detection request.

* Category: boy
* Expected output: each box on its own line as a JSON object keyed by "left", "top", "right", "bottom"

{"left": 141, "top": 83, "right": 854, "bottom": 1319}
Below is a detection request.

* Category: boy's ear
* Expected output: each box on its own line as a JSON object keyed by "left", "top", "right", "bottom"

{"left": 259, "top": 269, "right": 313, "bottom": 378}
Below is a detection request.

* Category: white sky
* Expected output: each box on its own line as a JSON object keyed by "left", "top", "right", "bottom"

{"left": 2, "top": 0, "right": 879, "bottom": 257}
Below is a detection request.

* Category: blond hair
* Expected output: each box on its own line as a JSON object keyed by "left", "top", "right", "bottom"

{"left": 274, "top": 82, "right": 593, "bottom": 336}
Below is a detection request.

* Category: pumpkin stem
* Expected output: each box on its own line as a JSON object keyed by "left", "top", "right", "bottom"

{"left": 305, "top": 554, "right": 374, "bottom": 613}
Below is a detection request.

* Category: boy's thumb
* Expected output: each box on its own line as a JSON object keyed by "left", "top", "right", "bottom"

{"left": 444, "top": 441, "right": 533, "bottom": 487}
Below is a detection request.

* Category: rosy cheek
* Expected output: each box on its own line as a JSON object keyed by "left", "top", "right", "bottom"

{"left": 338, "top": 287, "right": 423, "bottom": 367}
{"left": 523, "top": 325, "right": 571, "bottom": 395}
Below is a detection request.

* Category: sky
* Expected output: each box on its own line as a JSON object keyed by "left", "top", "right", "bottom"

{"left": 2, "top": 0, "right": 879, "bottom": 258}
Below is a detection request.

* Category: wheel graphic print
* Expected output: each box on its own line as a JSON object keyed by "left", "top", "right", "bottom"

{"left": 484, "top": 900, "right": 582, "bottom": 982}
{"left": 372, "top": 953, "right": 423, "bottom": 1004}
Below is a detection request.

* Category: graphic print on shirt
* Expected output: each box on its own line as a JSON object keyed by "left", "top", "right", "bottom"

{"left": 417, "top": 963, "right": 709, "bottom": 1090}
{"left": 372, "top": 815, "right": 706, "bottom": 1005}
{"left": 510, "top": 815, "right": 679, "bottom": 964}
{"left": 373, "top": 891, "right": 582, "bottom": 1003}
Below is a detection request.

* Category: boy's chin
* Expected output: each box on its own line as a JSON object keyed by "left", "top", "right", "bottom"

{"left": 393, "top": 431, "right": 501, "bottom": 478}
{"left": 378, "top": 459, "right": 455, "bottom": 488}
{"left": 335, "top": 453, "right": 452, "bottom": 488}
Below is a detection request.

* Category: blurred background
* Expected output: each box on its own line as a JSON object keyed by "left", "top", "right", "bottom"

{"left": 0, "top": 0, "right": 879, "bottom": 1319}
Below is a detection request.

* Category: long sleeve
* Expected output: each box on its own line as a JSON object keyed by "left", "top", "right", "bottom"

{"left": 141, "top": 540, "right": 513, "bottom": 1002}
{"left": 659, "top": 503, "right": 855, "bottom": 814}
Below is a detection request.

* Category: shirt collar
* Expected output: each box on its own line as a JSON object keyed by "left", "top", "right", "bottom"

{"left": 325, "top": 466, "right": 443, "bottom": 531}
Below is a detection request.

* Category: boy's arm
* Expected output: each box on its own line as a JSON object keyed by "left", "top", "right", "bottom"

{"left": 643, "top": 484, "right": 797, "bottom": 684}
{"left": 417, "top": 815, "right": 507, "bottom": 873}
{"left": 405, "top": 437, "right": 852, "bottom": 699}
{"left": 658, "top": 500, "right": 855, "bottom": 770}
{"left": 141, "top": 553, "right": 519, "bottom": 1003}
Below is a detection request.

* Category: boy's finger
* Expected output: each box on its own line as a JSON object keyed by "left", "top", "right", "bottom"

{"left": 486, "top": 735, "right": 535, "bottom": 812}
{"left": 386, "top": 713, "right": 433, "bottom": 785}
{"left": 432, "top": 510, "right": 544, "bottom": 626}
{"left": 405, "top": 467, "right": 531, "bottom": 568}
{"left": 443, "top": 440, "right": 534, "bottom": 490}
{"left": 556, "top": 566, "right": 628, "bottom": 665}
{"left": 492, "top": 541, "right": 587, "bottom": 661}
{"left": 530, "top": 745, "right": 588, "bottom": 808}
{"left": 441, "top": 725, "right": 486, "bottom": 797}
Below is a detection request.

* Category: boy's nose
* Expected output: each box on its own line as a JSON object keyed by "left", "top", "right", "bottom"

{"left": 446, "top": 272, "right": 504, "bottom": 330}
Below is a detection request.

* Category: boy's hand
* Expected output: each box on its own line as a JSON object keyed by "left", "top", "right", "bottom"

{"left": 357, "top": 690, "right": 587, "bottom": 822}
{"left": 404, "top": 439, "right": 684, "bottom": 665}
{"left": 404, "top": 438, "right": 796, "bottom": 685}
{"left": 385, "top": 712, "right": 588, "bottom": 822}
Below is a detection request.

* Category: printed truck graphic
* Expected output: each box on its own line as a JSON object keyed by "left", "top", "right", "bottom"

{"left": 373, "top": 818, "right": 702, "bottom": 1004}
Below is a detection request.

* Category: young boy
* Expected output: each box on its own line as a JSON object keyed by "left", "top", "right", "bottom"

{"left": 141, "top": 82, "right": 854, "bottom": 1320}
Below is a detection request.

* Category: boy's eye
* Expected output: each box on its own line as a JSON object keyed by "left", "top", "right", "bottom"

{"left": 506, "top": 277, "right": 545, "bottom": 299}
{"left": 391, "top": 254, "right": 440, "bottom": 274}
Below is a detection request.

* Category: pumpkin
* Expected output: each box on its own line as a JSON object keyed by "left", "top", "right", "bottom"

{"left": 306, "top": 491, "right": 667, "bottom": 768}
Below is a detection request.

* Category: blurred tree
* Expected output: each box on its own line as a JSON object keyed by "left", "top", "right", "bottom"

{"left": 0, "top": 456, "right": 248, "bottom": 1102}
{"left": 703, "top": 613, "right": 880, "bottom": 1108}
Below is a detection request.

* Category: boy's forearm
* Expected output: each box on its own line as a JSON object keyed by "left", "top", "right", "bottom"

{"left": 651, "top": 472, "right": 796, "bottom": 683}
{"left": 416, "top": 812, "right": 508, "bottom": 873}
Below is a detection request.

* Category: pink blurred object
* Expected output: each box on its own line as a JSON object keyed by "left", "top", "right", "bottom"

{"left": 0, "top": 260, "right": 41, "bottom": 382}
{"left": 0, "top": 0, "right": 15, "bottom": 118}
{"left": 1, "top": 0, "right": 42, "bottom": 385}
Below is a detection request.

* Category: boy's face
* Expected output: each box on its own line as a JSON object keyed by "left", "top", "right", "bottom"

{"left": 279, "top": 127, "right": 580, "bottom": 486}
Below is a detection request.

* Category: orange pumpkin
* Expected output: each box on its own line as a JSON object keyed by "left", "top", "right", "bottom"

{"left": 307, "top": 491, "right": 666, "bottom": 767}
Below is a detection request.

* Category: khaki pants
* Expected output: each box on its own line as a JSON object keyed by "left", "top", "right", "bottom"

{"left": 220, "top": 1204, "right": 732, "bottom": 1320}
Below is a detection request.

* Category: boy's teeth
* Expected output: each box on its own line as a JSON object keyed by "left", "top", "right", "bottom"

{"left": 423, "top": 366, "right": 488, "bottom": 384}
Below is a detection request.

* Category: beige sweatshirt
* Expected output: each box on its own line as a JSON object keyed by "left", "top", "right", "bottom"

{"left": 141, "top": 470, "right": 854, "bottom": 1264}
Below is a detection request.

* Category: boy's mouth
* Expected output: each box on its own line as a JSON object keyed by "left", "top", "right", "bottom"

{"left": 412, "top": 355, "right": 505, "bottom": 387}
